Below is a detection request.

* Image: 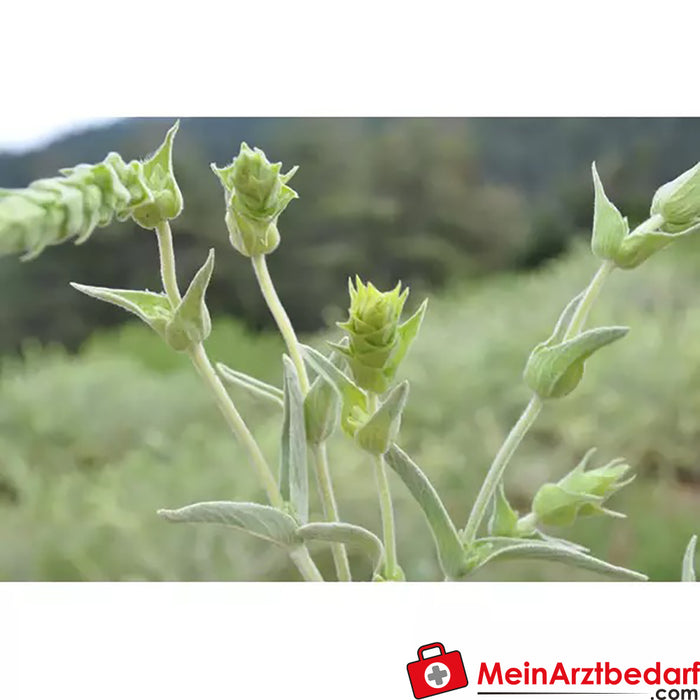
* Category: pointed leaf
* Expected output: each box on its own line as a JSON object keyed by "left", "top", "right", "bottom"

{"left": 301, "top": 344, "right": 368, "bottom": 435}
{"left": 682, "top": 535, "right": 697, "bottom": 582}
{"left": 524, "top": 326, "right": 629, "bottom": 399}
{"left": 304, "top": 349, "right": 343, "bottom": 445}
{"left": 591, "top": 162, "right": 628, "bottom": 261}
{"left": 158, "top": 501, "right": 301, "bottom": 547}
{"left": 280, "top": 356, "right": 309, "bottom": 523}
{"left": 217, "top": 363, "right": 284, "bottom": 408}
{"left": 475, "top": 540, "right": 647, "bottom": 581}
{"left": 384, "top": 298, "right": 428, "bottom": 380}
{"left": 165, "top": 249, "right": 215, "bottom": 351}
{"left": 384, "top": 444, "right": 467, "bottom": 578}
{"left": 355, "top": 381, "right": 409, "bottom": 455}
{"left": 71, "top": 283, "right": 172, "bottom": 336}
{"left": 488, "top": 484, "right": 520, "bottom": 537}
{"left": 297, "top": 522, "right": 384, "bottom": 578}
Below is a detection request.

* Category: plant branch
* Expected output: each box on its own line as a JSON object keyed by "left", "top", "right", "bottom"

{"left": 251, "top": 252, "right": 350, "bottom": 580}
{"left": 251, "top": 254, "right": 310, "bottom": 394}
{"left": 289, "top": 546, "right": 325, "bottom": 582}
{"left": 310, "top": 443, "right": 352, "bottom": 581}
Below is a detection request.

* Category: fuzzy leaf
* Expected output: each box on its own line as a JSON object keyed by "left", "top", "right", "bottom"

{"left": 70, "top": 284, "right": 172, "bottom": 337}
{"left": 301, "top": 344, "right": 368, "bottom": 436}
{"left": 524, "top": 326, "right": 628, "bottom": 399}
{"left": 217, "top": 363, "right": 284, "bottom": 408}
{"left": 383, "top": 298, "right": 428, "bottom": 381}
{"left": 475, "top": 540, "right": 647, "bottom": 581}
{"left": 280, "top": 356, "right": 309, "bottom": 523}
{"left": 165, "top": 249, "right": 215, "bottom": 351}
{"left": 488, "top": 485, "right": 521, "bottom": 537}
{"left": 682, "top": 535, "right": 697, "bottom": 582}
{"left": 591, "top": 162, "right": 628, "bottom": 261}
{"left": 355, "top": 381, "right": 409, "bottom": 455}
{"left": 158, "top": 501, "right": 301, "bottom": 547}
{"left": 297, "top": 522, "right": 384, "bottom": 578}
{"left": 384, "top": 444, "right": 467, "bottom": 579}
{"left": 304, "top": 349, "right": 344, "bottom": 444}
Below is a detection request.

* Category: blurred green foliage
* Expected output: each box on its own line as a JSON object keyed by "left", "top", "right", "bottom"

{"left": 1, "top": 242, "right": 699, "bottom": 581}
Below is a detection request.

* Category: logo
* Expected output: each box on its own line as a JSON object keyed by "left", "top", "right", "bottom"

{"left": 407, "top": 642, "right": 469, "bottom": 698}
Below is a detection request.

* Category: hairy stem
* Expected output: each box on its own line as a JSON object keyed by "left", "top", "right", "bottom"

{"left": 251, "top": 254, "right": 310, "bottom": 394}
{"left": 463, "top": 395, "right": 543, "bottom": 545}
{"left": 563, "top": 260, "right": 614, "bottom": 340}
{"left": 155, "top": 221, "right": 182, "bottom": 306}
{"left": 463, "top": 250, "right": 621, "bottom": 544}
{"left": 289, "top": 546, "right": 325, "bottom": 582}
{"left": 368, "top": 394, "right": 400, "bottom": 578}
{"left": 154, "top": 222, "right": 323, "bottom": 580}
{"left": 187, "top": 343, "right": 284, "bottom": 509}
{"left": 251, "top": 252, "right": 350, "bottom": 580}
{"left": 310, "top": 443, "right": 352, "bottom": 581}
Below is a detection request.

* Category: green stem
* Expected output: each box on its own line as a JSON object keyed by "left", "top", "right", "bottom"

{"left": 463, "top": 251, "right": 621, "bottom": 545}
{"left": 310, "top": 443, "right": 352, "bottom": 581}
{"left": 155, "top": 221, "right": 182, "bottom": 306}
{"left": 563, "top": 260, "right": 614, "bottom": 340}
{"left": 462, "top": 395, "right": 543, "bottom": 545}
{"left": 289, "top": 546, "right": 325, "bottom": 582}
{"left": 154, "top": 222, "right": 322, "bottom": 580}
{"left": 187, "top": 343, "right": 284, "bottom": 510}
{"left": 251, "top": 252, "right": 350, "bottom": 581}
{"left": 369, "top": 394, "right": 400, "bottom": 578}
{"left": 251, "top": 254, "right": 310, "bottom": 394}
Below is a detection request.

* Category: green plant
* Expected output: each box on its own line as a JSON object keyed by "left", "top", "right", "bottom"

{"left": 1, "top": 123, "right": 697, "bottom": 582}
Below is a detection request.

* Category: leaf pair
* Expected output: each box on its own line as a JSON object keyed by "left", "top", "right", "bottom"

{"left": 158, "top": 501, "right": 384, "bottom": 579}
{"left": 523, "top": 291, "right": 628, "bottom": 399}
{"left": 72, "top": 249, "right": 215, "bottom": 352}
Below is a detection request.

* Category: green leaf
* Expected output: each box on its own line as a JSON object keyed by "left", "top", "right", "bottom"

{"left": 70, "top": 284, "right": 172, "bottom": 337}
{"left": 304, "top": 349, "right": 343, "bottom": 444}
{"left": 158, "top": 501, "right": 301, "bottom": 547}
{"left": 297, "top": 522, "right": 384, "bottom": 578}
{"left": 591, "top": 162, "right": 628, "bottom": 261}
{"left": 384, "top": 444, "right": 468, "bottom": 579}
{"left": 524, "top": 325, "right": 629, "bottom": 399}
{"left": 474, "top": 540, "right": 647, "bottom": 581}
{"left": 488, "top": 484, "right": 520, "bottom": 537}
{"left": 682, "top": 535, "right": 697, "bottom": 582}
{"left": 355, "top": 381, "right": 409, "bottom": 455}
{"left": 280, "top": 356, "right": 309, "bottom": 523}
{"left": 217, "top": 362, "right": 284, "bottom": 408}
{"left": 131, "top": 121, "right": 183, "bottom": 228}
{"left": 301, "top": 344, "right": 368, "bottom": 436}
{"left": 383, "top": 298, "right": 428, "bottom": 382}
{"left": 165, "top": 249, "right": 215, "bottom": 351}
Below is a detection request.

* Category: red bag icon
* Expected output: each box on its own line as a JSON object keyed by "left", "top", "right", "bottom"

{"left": 407, "top": 642, "right": 468, "bottom": 698}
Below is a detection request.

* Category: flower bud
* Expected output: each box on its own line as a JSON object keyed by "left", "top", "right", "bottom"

{"left": 650, "top": 161, "right": 700, "bottom": 231}
{"left": 211, "top": 143, "right": 298, "bottom": 256}
{"left": 524, "top": 293, "right": 628, "bottom": 399}
{"left": 355, "top": 381, "right": 409, "bottom": 455}
{"left": 532, "top": 448, "right": 633, "bottom": 528}
{"left": 334, "top": 277, "right": 427, "bottom": 394}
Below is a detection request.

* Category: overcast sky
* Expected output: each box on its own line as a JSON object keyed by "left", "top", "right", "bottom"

{"left": 0, "top": 117, "right": 119, "bottom": 154}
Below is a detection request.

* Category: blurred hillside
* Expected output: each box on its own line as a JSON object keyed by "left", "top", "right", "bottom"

{"left": 1, "top": 242, "right": 699, "bottom": 581}
{"left": 3, "top": 117, "right": 700, "bottom": 354}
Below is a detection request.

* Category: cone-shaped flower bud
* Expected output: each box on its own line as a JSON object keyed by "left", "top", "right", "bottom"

{"left": 0, "top": 123, "right": 182, "bottom": 260}
{"left": 524, "top": 293, "right": 628, "bottom": 399}
{"left": 211, "top": 143, "right": 298, "bottom": 257}
{"left": 532, "top": 448, "right": 634, "bottom": 528}
{"left": 334, "top": 277, "right": 427, "bottom": 394}
{"left": 650, "top": 161, "right": 700, "bottom": 232}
